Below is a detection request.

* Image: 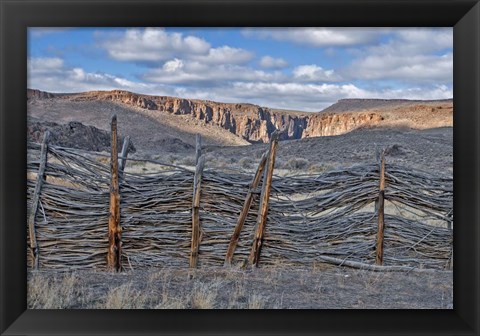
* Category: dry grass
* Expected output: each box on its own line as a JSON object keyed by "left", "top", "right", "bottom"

{"left": 101, "top": 283, "right": 149, "bottom": 309}
{"left": 190, "top": 282, "right": 219, "bottom": 309}
{"left": 28, "top": 272, "right": 84, "bottom": 309}
{"left": 27, "top": 266, "right": 452, "bottom": 310}
{"left": 248, "top": 293, "right": 265, "bottom": 309}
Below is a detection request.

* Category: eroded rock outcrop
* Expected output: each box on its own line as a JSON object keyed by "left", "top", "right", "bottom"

{"left": 28, "top": 119, "right": 136, "bottom": 153}
{"left": 133, "top": 95, "right": 384, "bottom": 143}
{"left": 27, "top": 89, "right": 54, "bottom": 100}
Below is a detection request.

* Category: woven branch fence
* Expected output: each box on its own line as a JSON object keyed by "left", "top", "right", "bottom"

{"left": 26, "top": 118, "right": 453, "bottom": 272}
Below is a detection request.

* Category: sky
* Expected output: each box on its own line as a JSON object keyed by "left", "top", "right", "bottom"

{"left": 28, "top": 27, "right": 452, "bottom": 112}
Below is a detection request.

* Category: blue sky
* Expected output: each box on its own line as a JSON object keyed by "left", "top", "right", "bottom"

{"left": 28, "top": 27, "right": 452, "bottom": 112}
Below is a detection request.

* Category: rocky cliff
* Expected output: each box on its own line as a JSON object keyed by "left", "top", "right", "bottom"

{"left": 63, "top": 90, "right": 388, "bottom": 143}
{"left": 27, "top": 89, "right": 452, "bottom": 144}
{"left": 27, "top": 89, "right": 55, "bottom": 100}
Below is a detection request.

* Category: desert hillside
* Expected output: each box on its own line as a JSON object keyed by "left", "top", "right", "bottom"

{"left": 27, "top": 89, "right": 452, "bottom": 153}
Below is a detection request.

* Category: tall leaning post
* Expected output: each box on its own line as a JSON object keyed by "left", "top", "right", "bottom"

{"left": 375, "top": 150, "right": 386, "bottom": 266}
{"left": 118, "top": 136, "right": 131, "bottom": 181}
{"left": 195, "top": 133, "right": 201, "bottom": 165}
{"left": 108, "top": 115, "right": 122, "bottom": 272}
{"left": 249, "top": 130, "right": 279, "bottom": 267}
{"left": 224, "top": 152, "right": 268, "bottom": 266}
{"left": 190, "top": 134, "right": 204, "bottom": 268}
{"left": 190, "top": 155, "right": 205, "bottom": 268}
{"left": 28, "top": 130, "right": 50, "bottom": 269}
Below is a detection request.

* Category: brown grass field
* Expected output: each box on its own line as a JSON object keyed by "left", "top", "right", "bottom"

{"left": 28, "top": 265, "right": 452, "bottom": 309}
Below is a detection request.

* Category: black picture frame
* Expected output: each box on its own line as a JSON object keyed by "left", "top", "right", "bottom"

{"left": 1, "top": 0, "right": 479, "bottom": 335}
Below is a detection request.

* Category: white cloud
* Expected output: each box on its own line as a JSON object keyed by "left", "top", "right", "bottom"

{"left": 344, "top": 28, "right": 453, "bottom": 83}
{"left": 193, "top": 46, "right": 254, "bottom": 65}
{"left": 143, "top": 59, "right": 284, "bottom": 85}
{"left": 162, "top": 58, "right": 184, "bottom": 72}
{"left": 243, "top": 28, "right": 385, "bottom": 47}
{"left": 259, "top": 56, "right": 288, "bottom": 69}
{"left": 99, "top": 28, "right": 253, "bottom": 66}
{"left": 100, "top": 28, "right": 211, "bottom": 62}
{"left": 28, "top": 57, "right": 65, "bottom": 74}
{"left": 292, "top": 64, "right": 341, "bottom": 82}
{"left": 165, "top": 81, "right": 450, "bottom": 112}
{"left": 27, "top": 56, "right": 452, "bottom": 112}
{"left": 394, "top": 28, "right": 452, "bottom": 54}
{"left": 218, "top": 82, "right": 452, "bottom": 111}
{"left": 143, "top": 58, "right": 340, "bottom": 86}
{"left": 348, "top": 53, "right": 452, "bottom": 82}
{"left": 27, "top": 57, "right": 159, "bottom": 94}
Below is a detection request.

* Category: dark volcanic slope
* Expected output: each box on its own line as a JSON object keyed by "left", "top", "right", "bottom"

{"left": 208, "top": 126, "right": 453, "bottom": 173}
{"left": 28, "top": 118, "right": 135, "bottom": 153}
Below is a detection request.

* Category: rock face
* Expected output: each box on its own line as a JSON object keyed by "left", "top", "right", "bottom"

{"left": 303, "top": 112, "right": 384, "bottom": 137}
{"left": 73, "top": 90, "right": 158, "bottom": 110}
{"left": 27, "top": 89, "right": 453, "bottom": 144}
{"left": 67, "top": 90, "right": 387, "bottom": 143}
{"left": 27, "top": 119, "right": 136, "bottom": 153}
{"left": 27, "top": 89, "right": 54, "bottom": 100}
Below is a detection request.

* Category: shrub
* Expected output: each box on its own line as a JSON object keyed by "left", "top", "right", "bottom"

{"left": 282, "top": 158, "right": 310, "bottom": 170}
{"left": 181, "top": 156, "right": 196, "bottom": 166}
{"left": 238, "top": 157, "right": 254, "bottom": 169}
{"left": 308, "top": 163, "right": 332, "bottom": 174}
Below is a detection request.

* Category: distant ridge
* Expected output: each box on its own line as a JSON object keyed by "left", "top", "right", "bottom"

{"left": 27, "top": 88, "right": 453, "bottom": 149}
{"left": 321, "top": 98, "right": 453, "bottom": 113}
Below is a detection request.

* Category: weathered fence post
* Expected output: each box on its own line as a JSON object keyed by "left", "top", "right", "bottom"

{"left": 195, "top": 133, "right": 201, "bottom": 165}
{"left": 28, "top": 131, "right": 50, "bottom": 269}
{"left": 375, "top": 150, "right": 386, "bottom": 265}
{"left": 118, "top": 136, "right": 131, "bottom": 180}
{"left": 190, "top": 134, "right": 204, "bottom": 268}
{"left": 224, "top": 152, "right": 268, "bottom": 266}
{"left": 249, "top": 130, "right": 279, "bottom": 267}
{"left": 108, "top": 115, "right": 122, "bottom": 272}
{"left": 190, "top": 154, "right": 205, "bottom": 268}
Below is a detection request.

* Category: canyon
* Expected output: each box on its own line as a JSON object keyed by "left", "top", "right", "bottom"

{"left": 27, "top": 89, "right": 453, "bottom": 150}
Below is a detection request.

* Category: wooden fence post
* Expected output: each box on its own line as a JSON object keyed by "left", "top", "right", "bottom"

{"left": 375, "top": 150, "right": 386, "bottom": 265}
{"left": 249, "top": 130, "right": 279, "bottom": 267}
{"left": 195, "top": 134, "right": 201, "bottom": 165}
{"left": 28, "top": 131, "right": 50, "bottom": 269}
{"left": 224, "top": 152, "right": 268, "bottom": 266}
{"left": 190, "top": 133, "right": 204, "bottom": 268}
{"left": 190, "top": 155, "right": 205, "bottom": 268}
{"left": 118, "top": 136, "right": 131, "bottom": 180}
{"left": 108, "top": 115, "right": 122, "bottom": 272}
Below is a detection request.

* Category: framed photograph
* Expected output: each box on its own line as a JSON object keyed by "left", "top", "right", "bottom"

{"left": 1, "top": 0, "right": 479, "bottom": 335}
